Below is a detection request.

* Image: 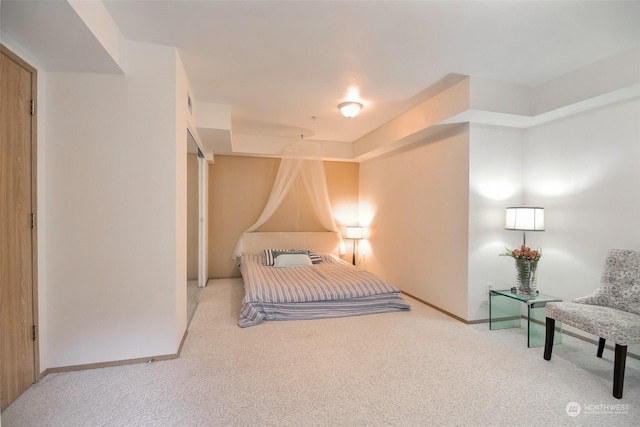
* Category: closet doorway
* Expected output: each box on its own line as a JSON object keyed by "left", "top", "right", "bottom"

{"left": 186, "top": 130, "right": 206, "bottom": 325}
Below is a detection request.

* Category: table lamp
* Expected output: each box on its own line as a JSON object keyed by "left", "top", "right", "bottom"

{"left": 505, "top": 206, "right": 545, "bottom": 245}
{"left": 346, "top": 226, "right": 364, "bottom": 265}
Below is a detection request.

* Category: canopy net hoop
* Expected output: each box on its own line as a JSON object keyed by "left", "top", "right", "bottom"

{"left": 233, "top": 142, "right": 344, "bottom": 258}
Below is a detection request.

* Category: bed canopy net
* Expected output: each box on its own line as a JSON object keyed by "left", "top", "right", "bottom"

{"left": 232, "top": 142, "right": 345, "bottom": 258}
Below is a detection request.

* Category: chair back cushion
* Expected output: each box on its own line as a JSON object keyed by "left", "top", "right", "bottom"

{"left": 573, "top": 249, "right": 640, "bottom": 316}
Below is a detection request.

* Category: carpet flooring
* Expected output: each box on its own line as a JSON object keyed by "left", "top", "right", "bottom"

{"left": 2, "top": 278, "right": 639, "bottom": 426}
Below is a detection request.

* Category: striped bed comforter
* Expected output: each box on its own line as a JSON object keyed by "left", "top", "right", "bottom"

{"left": 238, "top": 253, "right": 411, "bottom": 327}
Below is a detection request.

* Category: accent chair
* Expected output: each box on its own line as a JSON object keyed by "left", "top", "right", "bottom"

{"left": 543, "top": 249, "right": 640, "bottom": 399}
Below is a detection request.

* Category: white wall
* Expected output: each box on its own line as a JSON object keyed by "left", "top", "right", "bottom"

{"left": 359, "top": 125, "right": 470, "bottom": 320}
{"left": 467, "top": 125, "right": 526, "bottom": 320}
{"left": 524, "top": 98, "right": 640, "bottom": 353}
{"left": 43, "top": 41, "right": 183, "bottom": 367}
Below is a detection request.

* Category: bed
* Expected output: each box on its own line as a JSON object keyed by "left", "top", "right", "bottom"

{"left": 237, "top": 232, "right": 411, "bottom": 327}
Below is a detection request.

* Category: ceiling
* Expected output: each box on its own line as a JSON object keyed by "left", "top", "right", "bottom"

{"left": 2, "top": 1, "right": 640, "bottom": 157}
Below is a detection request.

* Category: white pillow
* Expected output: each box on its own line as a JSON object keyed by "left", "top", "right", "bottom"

{"left": 274, "top": 253, "right": 313, "bottom": 268}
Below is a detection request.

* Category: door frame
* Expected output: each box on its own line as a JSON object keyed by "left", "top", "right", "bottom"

{"left": 187, "top": 126, "right": 208, "bottom": 288}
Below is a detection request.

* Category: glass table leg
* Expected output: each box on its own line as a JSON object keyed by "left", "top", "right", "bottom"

{"left": 490, "top": 292, "right": 521, "bottom": 330}
{"left": 528, "top": 305, "right": 562, "bottom": 348}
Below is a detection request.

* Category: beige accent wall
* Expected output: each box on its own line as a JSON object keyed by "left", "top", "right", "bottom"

{"left": 208, "top": 155, "right": 359, "bottom": 278}
{"left": 359, "top": 126, "right": 470, "bottom": 320}
{"left": 186, "top": 153, "right": 199, "bottom": 280}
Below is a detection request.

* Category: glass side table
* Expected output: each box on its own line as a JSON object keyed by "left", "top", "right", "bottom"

{"left": 489, "top": 289, "right": 563, "bottom": 348}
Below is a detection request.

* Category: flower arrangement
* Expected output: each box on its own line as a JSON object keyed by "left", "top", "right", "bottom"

{"left": 500, "top": 244, "right": 542, "bottom": 295}
{"left": 500, "top": 244, "right": 542, "bottom": 262}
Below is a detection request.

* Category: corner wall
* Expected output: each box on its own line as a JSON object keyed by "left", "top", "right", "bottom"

{"left": 524, "top": 98, "right": 640, "bottom": 354}
{"left": 43, "top": 41, "right": 183, "bottom": 368}
{"left": 467, "top": 125, "right": 525, "bottom": 320}
{"left": 359, "top": 125, "right": 470, "bottom": 320}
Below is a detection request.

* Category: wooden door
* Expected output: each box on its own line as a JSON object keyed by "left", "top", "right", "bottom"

{"left": 0, "top": 44, "right": 38, "bottom": 411}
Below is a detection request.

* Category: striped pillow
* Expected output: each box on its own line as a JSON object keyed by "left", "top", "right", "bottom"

{"left": 264, "top": 249, "right": 323, "bottom": 265}
{"left": 307, "top": 250, "right": 322, "bottom": 264}
{"left": 264, "top": 249, "right": 308, "bottom": 266}
{"left": 292, "top": 248, "right": 322, "bottom": 264}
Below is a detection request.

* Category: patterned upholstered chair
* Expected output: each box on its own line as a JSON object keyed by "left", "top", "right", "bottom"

{"left": 544, "top": 249, "right": 640, "bottom": 399}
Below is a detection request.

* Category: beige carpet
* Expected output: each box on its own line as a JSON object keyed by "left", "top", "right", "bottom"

{"left": 3, "top": 278, "right": 639, "bottom": 426}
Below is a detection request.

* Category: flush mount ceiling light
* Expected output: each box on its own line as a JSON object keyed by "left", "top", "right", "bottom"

{"left": 338, "top": 101, "right": 363, "bottom": 118}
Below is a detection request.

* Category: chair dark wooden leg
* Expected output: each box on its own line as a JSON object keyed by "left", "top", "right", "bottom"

{"left": 544, "top": 317, "right": 555, "bottom": 361}
{"left": 597, "top": 337, "right": 606, "bottom": 358}
{"left": 613, "top": 344, "right": 627, "bottom": 399}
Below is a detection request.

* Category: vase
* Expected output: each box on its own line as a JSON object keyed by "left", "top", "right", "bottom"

{"left": 515, "top": 258, "right": 538, "bottom": 295}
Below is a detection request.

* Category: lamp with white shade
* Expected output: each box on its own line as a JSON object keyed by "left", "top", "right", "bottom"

{"left": 505, "top": 206, "right": 545, "bottom": 245}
